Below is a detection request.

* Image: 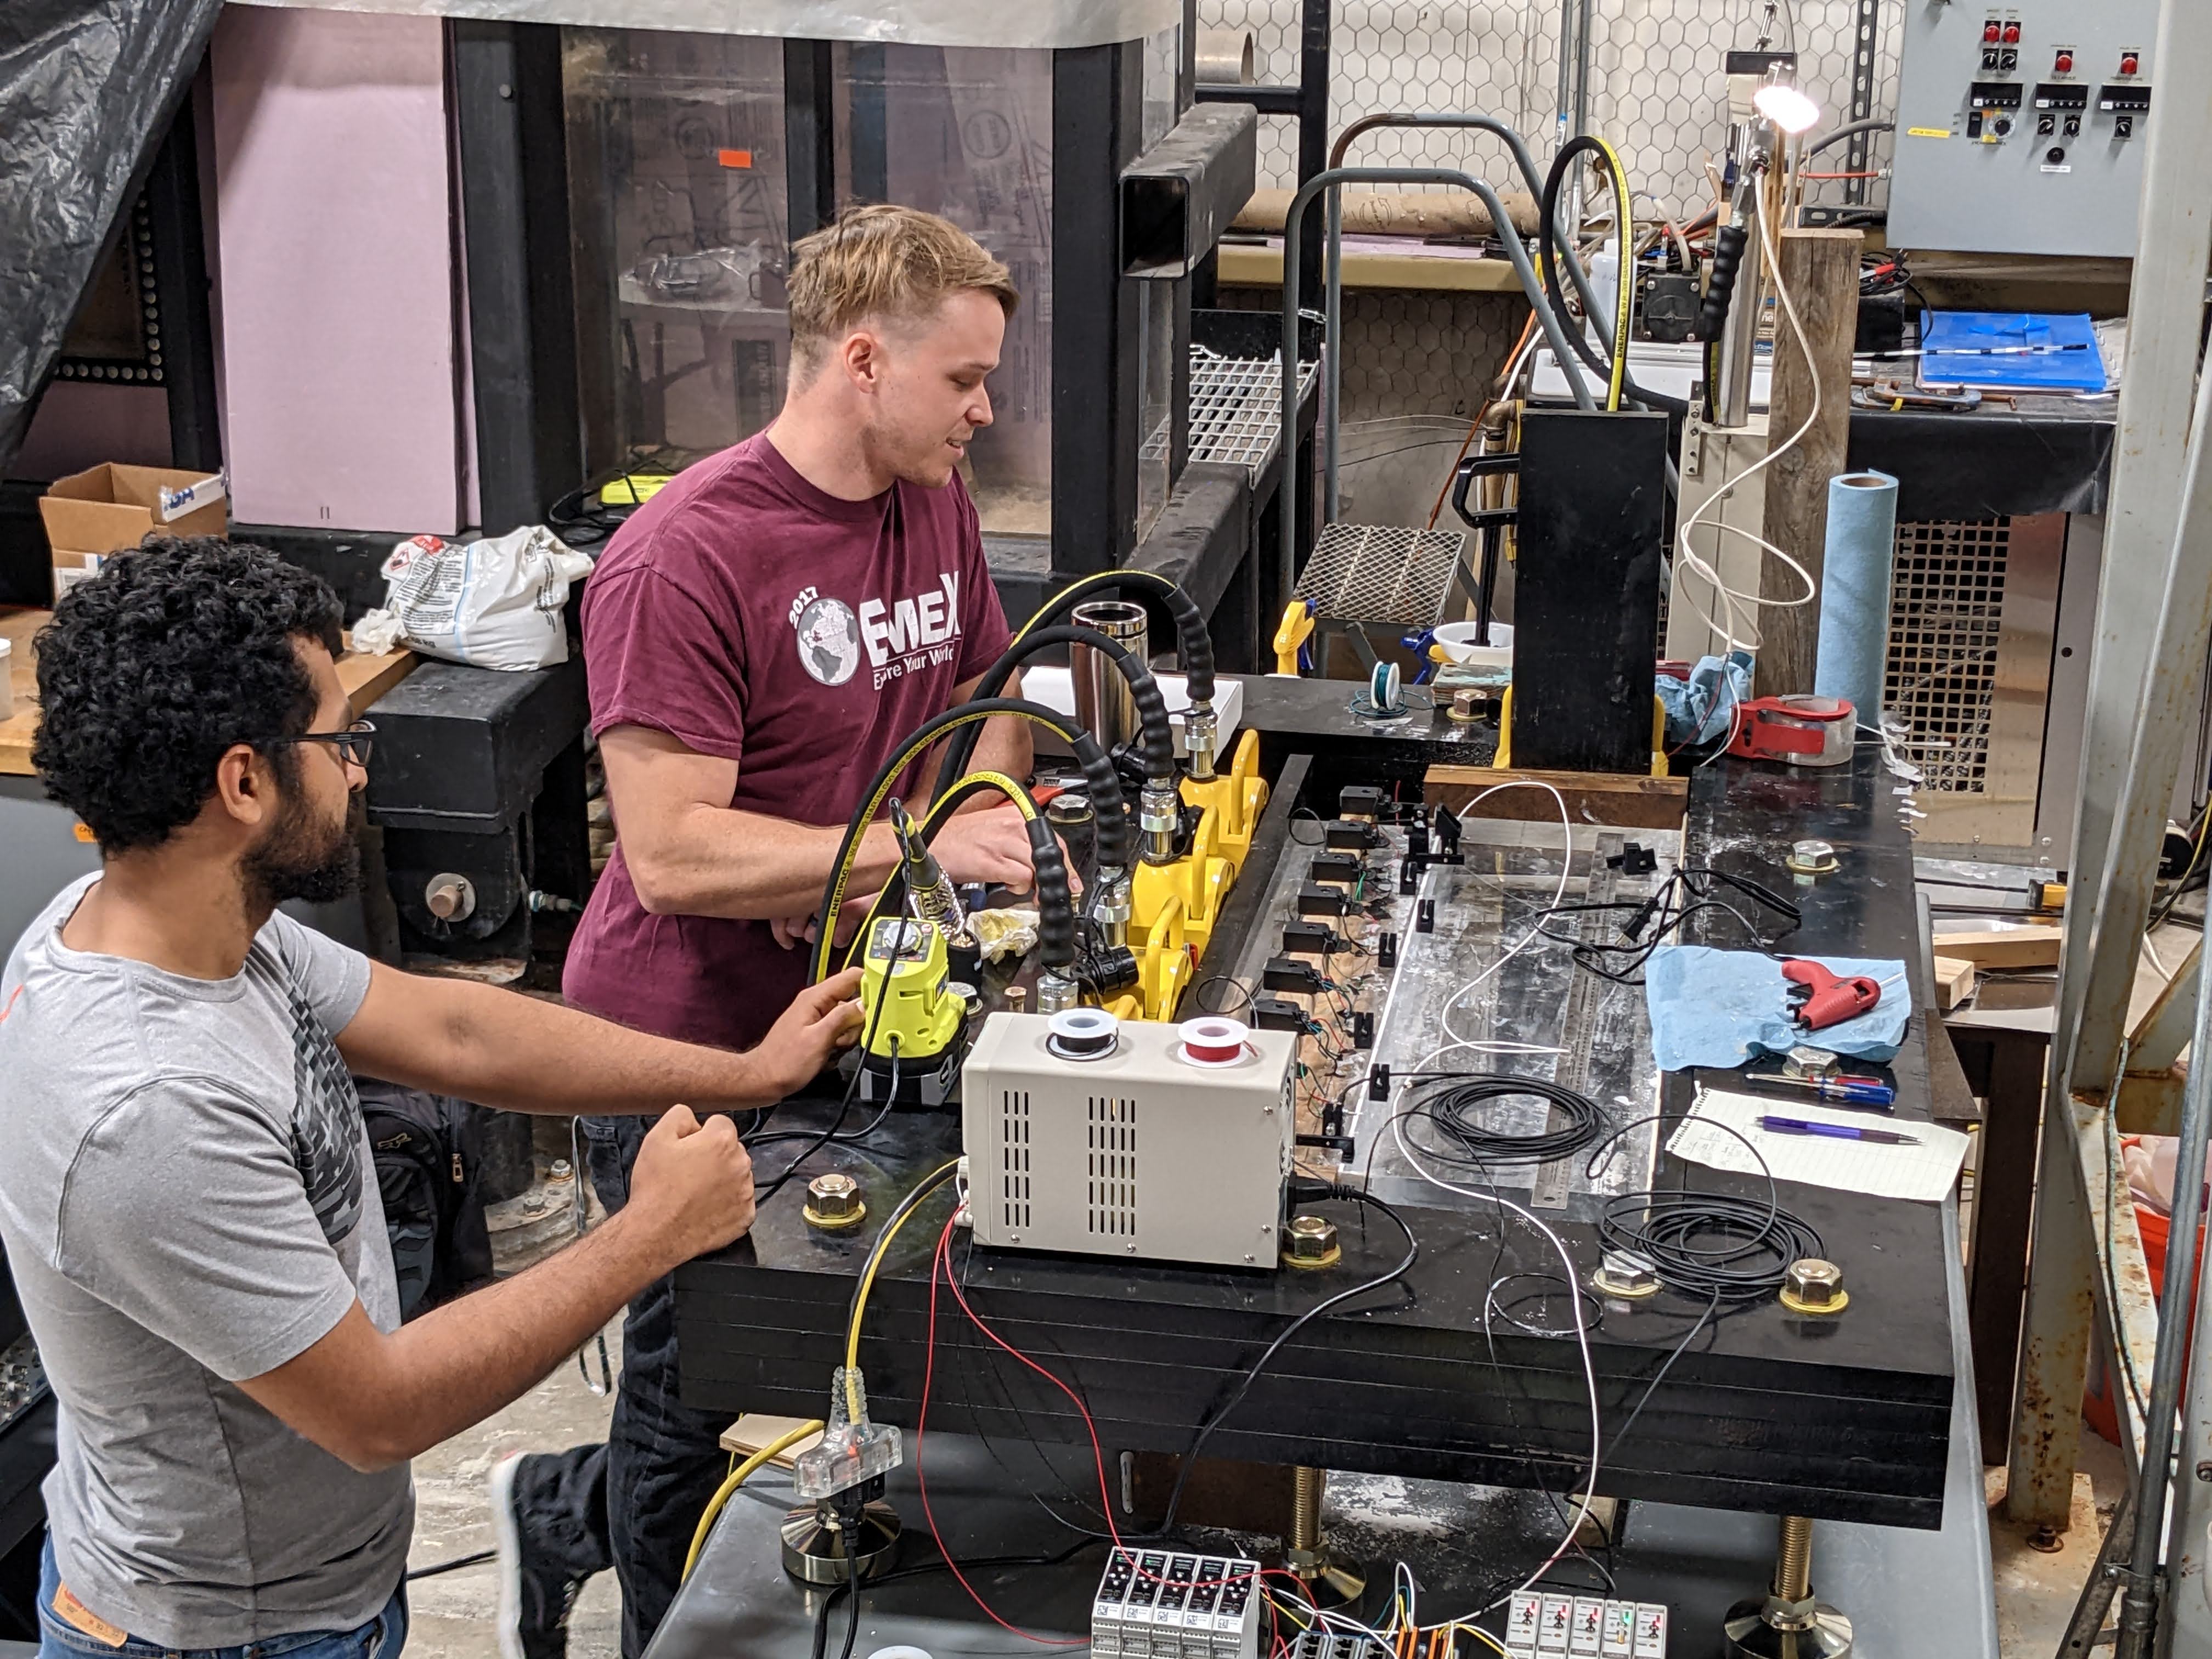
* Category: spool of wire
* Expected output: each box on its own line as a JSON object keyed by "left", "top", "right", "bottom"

{"left": 1595, "top": 1189, "right": 1823, "bottom": 1305}
{"left": 1401, "top": 1074, "right": 1605, "bottom": 1167}
{"left": 1046, "top": 1007, "right": 1119, "bottom": 1060}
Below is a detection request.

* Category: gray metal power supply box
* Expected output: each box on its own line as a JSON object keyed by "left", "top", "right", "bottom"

{"left": 961, "top": 1013, "right": 1296, "bottom": 1268}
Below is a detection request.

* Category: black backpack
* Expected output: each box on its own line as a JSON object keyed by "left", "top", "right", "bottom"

{"left": 356, "top": 1079, "right": 495, "bottom": 1321}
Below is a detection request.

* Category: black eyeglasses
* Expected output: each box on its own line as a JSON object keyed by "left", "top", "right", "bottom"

{"left": 261, "top": 720, "right": 376, "bottom": 769}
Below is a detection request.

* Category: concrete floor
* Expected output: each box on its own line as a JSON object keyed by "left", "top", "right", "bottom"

{"left": 404, "top": 1318, "right": 625, "bottom": 1659}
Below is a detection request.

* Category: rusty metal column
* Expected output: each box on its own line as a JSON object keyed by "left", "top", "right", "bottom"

{"left": 2007, "top": 0, "right": 2212, "bottom": 1532}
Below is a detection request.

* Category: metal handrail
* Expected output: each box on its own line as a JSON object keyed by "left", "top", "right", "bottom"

{"left": 1278, "top": 165, "right": 1590, "bottom": 601}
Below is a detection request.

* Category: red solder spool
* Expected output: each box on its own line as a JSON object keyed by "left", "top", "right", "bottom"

{"left": 1178, "top": 1015, "right": 1251, "bottom": 1066}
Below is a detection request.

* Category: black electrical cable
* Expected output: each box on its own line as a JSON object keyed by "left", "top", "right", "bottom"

{"left": 1595, "top": 1190, "right": 1821, "bottom": 1306}
{"left": 1401, "top": 1074, "right": 1605, "bottom": 1167}
{"left": 1536, "top": 864, "right": 1799, "bottom": 984}
{"left": 1536, "top": 137, "right": 1689, "bottom": 417}
{"left": 808, "top": 1534, "right": 1105, "bottom": 1654}
{"left": 1117, "top": 1187, "right": 1419, "bottom": 1542}
{"left": 753, "top": 998, "right": 893, "bottom": 1203}
{"left": 1607, "top": 1293, "right": 1721, "bottom": 1457}
{"left": 404, "top": 1549, "right": 495, "bottom": 1582}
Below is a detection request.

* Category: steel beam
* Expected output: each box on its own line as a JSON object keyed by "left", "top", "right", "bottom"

{"left": 2010, "top": 0, "right": 2212, "bottom": 1526}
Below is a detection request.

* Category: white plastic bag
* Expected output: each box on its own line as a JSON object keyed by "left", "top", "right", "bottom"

{"left": 380, "top": 526, "right": 595, "bottom": 671}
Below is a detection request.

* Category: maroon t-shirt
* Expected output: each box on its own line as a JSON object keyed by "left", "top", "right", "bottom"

{"left": 563, "top": 433, "right": 1012, "bottom": 1049}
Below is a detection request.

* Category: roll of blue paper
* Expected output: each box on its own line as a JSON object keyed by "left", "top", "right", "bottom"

{"left": 1814, "top": 470, "right": 1900, "bottom": 726}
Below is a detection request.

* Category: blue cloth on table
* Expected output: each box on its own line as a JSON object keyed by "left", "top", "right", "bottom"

{"left": 1657, "top": 651, "right": 1753, "bottom": 748}
{"left": 1643, "top": 944, "right": 1911, "bottom": 1071}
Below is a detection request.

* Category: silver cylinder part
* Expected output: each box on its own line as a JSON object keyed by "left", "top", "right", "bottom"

{"left": 1092, "top": 868, "right": 1133, "bottom": 947}
{"left": 1184, "top": 702, "right": 1218, "bottom": 781}
{"left": 1070, "top": 600, "right": 1148, "bottom": 757}
{"left": 1195, "top": 27, "right": 1255, "bottom": 84}
{"left": 1036, "top": 970, "right": 1079, "bottom": 1014}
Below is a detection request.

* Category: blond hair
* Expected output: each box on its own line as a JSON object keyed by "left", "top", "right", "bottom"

{"left": 786, "top": 205, "right": 1019, "bottom": 366}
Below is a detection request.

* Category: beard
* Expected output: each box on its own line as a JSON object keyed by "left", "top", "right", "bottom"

{"left": 242, "top": 786, "right": 361, "bottom": 910}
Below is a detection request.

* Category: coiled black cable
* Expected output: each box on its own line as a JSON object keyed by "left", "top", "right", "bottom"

{"left": 1401, "top": 1074, "right": 1605, "bottom": 1167}
{"left": 1595, "top": 1190, "right": 1822, "bottom": 1305}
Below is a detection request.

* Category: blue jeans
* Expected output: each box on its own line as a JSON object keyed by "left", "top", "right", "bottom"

{"left": 508, "top": 1114, "right": 729, "bottom": 1659}
{"left": 37, "top": 1537, "right": 407, "bottom": 1659}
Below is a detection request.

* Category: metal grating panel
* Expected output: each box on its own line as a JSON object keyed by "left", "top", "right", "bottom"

{"left": 1085, "top": 1096, "right": 1138, "bottom": 1238}
{"left": 1001, "top": 1089, "right": 1031, "bottom": 1232}
{"left": 1140, "top": 346, "right": 1321, "bottom": 475}
{"left": 1886, "top": 519, "right": 2010, "bottom": 794}
{"left": 1296, "top": 522, "right": 1468, "bottom": 627}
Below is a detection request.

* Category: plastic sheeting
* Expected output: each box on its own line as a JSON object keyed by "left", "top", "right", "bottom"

{"left": 0, "top": 0, "right": 224, "bottom": 476}
{"left": 230, "top": 0, "right": 1176, "bottom": 49}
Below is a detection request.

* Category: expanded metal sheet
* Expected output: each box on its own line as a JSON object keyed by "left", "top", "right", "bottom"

{"left": 1885, "top": 518, "right": 2009, "bottom": 794}
{"left": 1139, "top": 346, "right": 1322, "bottom": 475}
{"left": 1295, "top": 522, "right": 1467, "bottom": 627}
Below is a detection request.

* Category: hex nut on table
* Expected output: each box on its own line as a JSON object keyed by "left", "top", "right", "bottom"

{"left": 1282, "top": 1214, "right": 1342, "bottom": 1270}
{"left": 1780, "top": 1257, "right": 1848, "bottom": 1314}
{"left": 803, "top": 1172, "right": 867, "bottom": 1232}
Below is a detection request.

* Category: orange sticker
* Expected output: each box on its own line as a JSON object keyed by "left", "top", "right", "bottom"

{"left": 72, "top": 823, "right": 95, "bottom": 843}
{"left": 52, "top": 1584, "right": 127, "bottom": 1649}
{"left": 717, "top": 148, "right": 753, "bottom": 169}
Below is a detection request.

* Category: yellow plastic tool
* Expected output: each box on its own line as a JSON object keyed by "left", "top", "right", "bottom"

{"left": 1273, "top": 600, "right": 1315, "bottom": 676}
{"left": 1491, "top": 687, "right": 1670, "bottom": 777}
{"left": 1132, "top": 896, "right": 1195, "bottom": 1020}
{"left": 857, "top": 916, "right": 963, "bottom": 1065}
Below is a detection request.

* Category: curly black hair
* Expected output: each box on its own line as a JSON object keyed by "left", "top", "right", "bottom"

{"left": 33, "top": 538, "right": 346, "bottom": 852}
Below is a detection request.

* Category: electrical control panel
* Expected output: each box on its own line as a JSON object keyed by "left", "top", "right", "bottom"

{"left": 1091, "top": 1551, "right": 1262, "bottom": 1659}
{"left": 961, "top": 1012, "right": 1296, "bottom": 1268}
{"left": 1888, "top": 0, "right": 2158, "bottom": 256}
{"left": 1507, "top": 1593, "right": 1668, "bottom": 1659}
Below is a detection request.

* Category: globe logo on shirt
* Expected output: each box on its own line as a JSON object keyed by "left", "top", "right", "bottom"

{"left": 793, "top": 594, "right": 861, "bottom": 686}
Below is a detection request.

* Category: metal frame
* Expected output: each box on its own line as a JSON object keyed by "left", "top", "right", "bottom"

{"left": 1195, "top": 0, "right": 1330, "bottom": 300}
{"left": 143, "top": 92, "right": 223, "bottom": 475}
{"left": 451, "top": 19, "right": 583, "bottom": 534}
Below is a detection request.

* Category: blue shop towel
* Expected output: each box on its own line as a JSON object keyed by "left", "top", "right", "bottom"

{"left": 1643, "top": 945, "right": 1911, "bottom": 1071}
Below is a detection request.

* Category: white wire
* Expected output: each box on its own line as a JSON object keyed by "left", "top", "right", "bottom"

{"left": 1671, "top": 177, "right": 1825, "bottom": 654}
{"left": 1411, "top": 782, "right": 1577, "bottom": 1075}
{"left": 1389, "top": 1108, "right": 1602, "bottom": 1615}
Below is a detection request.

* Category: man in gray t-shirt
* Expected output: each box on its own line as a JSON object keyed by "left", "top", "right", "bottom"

{"left": 0, "top": 542, "right": 862, "bottom": 1655}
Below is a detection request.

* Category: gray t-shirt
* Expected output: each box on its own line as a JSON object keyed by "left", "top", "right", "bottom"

{"left": 0, "top": 876, "right": 410, "bottom": 1649}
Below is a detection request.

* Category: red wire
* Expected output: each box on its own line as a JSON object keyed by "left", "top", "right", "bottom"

{"left": 928, "top": 1214, "right": 1262, "bottom": 1595}
{"left": 917, "top": 1218, "right": 1086, "bottom": 1646}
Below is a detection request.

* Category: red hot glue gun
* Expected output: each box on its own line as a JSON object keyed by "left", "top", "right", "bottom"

{"left": 1782, "top": 958, "right": 1882, "bottom": 1031}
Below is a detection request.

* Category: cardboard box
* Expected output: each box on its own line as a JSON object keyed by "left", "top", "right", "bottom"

{"left": 39, "top": 464, "right": 228, "bottom": 598}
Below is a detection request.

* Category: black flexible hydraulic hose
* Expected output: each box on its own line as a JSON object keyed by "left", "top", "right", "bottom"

{"left": 1696, "top": 223, "right": 1751, "bottom": 347}
{"left": 956, "top": 624, "right": 1177, "bottom": 789}
{"left": 807, "top": 698, "right": 1125, "bottom": 984}
{"left": 1537, "top": 137, "right": 1689, "bottom": 417}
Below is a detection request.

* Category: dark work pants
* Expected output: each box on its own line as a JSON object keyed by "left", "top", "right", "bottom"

{"left": 508, "top": 1115, "right": 730, "bottom": 1659}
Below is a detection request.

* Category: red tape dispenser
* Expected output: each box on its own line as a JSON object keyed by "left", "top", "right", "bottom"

{"left": 1782, "top": 958, "right": 1882, "bottom": 1031}
{"left": 1726, "top": 695, "right": 1856, "bottom": 768}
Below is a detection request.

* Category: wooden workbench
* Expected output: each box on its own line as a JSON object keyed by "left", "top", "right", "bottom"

{"left": 0, "top": 607, "right": 418, "bottom": 778}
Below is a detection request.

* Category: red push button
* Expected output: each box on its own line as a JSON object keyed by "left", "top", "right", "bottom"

{"left": 2054, "top": 50, "right": 2073, "bottom": 72}
{"left": 2002, "top": 21, "right": 2021, "bottom": 42}
{"left": 1982, "top": 20, "right": 2000, "bottom": 42}
{"left": 2121, "top": 52, "right": 2141, "bottom": 74}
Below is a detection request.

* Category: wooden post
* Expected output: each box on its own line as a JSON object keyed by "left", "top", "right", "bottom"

{"left": 1756, "top": 227, "right": 1861, "bottom": 697}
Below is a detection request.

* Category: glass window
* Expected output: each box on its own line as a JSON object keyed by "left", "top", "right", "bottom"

{"left": 563, "top": 29, "right": 792, "bottom": 477}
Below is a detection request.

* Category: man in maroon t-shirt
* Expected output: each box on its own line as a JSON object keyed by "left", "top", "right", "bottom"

{"left": 494, "top": 206, "right": 1038, "bottom": 1659}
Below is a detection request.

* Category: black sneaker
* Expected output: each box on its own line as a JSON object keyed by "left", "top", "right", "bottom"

{"left": 493, "top": 1453, "right": 585, "bottom": 1659}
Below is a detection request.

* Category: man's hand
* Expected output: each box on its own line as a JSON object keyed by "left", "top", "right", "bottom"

{"left": 933, "top": 800, "right": 1040, "bottom": 890}
{"left": 751, "top": 967, "right": 864, "bottom": 1094}
{"left": 625, "top": 1106, "right": 759, "bottom": 1271}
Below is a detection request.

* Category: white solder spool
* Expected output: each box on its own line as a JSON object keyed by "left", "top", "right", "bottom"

{"left": 1178, "top": 1015, "right": 1253, "bottom": 1067}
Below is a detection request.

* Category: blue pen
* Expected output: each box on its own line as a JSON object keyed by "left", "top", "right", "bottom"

{"left": 1758, "top": 1115, "right": 1920, "bottom": 1146}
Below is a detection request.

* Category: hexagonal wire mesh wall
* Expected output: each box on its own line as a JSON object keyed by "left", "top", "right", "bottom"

{"left": 1203, "top": 1, "right": 1904, "bottom": 527}
{"left": 1200, "top": 0, "right": 1899, "bottom": 229}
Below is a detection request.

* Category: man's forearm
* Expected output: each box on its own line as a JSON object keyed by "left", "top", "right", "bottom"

{"left": 365, "top": 977, "right": 776, "bottom": 1114}
{"left": 365, "top": 1210, "right": 674, "bottom": 1464}
{"left": 636, "top": 809, "right": 899, "bottom": 919}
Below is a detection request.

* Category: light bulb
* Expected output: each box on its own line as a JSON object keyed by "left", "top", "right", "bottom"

{"left": 1754, "top": 83, "right": 1822, "bottom": 136}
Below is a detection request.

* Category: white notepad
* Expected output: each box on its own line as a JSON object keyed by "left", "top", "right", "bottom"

{"left": 1666, "top": 1088, "right": 1969, "bottom": 1204}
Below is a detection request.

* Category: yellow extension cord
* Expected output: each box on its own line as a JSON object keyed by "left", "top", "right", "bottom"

{"left": 681, "top": 1419, "right": 826, "bottom": 1582}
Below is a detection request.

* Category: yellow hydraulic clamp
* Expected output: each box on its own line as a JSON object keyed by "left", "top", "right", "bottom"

{"left": 1180, "top": 727, "right": 1269, "bottom": 878}
{"left": 1273, "top": 599, "right": 1315, "bottom": 676}
{"left": 1130, "top": 805, "right": 1232, "bottom": 952}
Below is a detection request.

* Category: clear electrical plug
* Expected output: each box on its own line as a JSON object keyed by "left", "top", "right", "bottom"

{"left": 792, "top": 1366, "right": 902, "bottom": 1501}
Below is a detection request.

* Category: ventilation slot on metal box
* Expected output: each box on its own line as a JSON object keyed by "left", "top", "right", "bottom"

{"left": 1001, "top": 1090, "right": 1031, "bottom": 1232}
{"left": 1885, "top": 518, "right": 2008, "bottom": 794}
{"left": 1086, "top": 1096, "right": 1138, "bottom": 1238}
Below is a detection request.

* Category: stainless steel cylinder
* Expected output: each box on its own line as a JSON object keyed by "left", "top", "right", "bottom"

{"left": 1195, "top": 27, "right": 1255, "bottom": 84}
{"left": 1070, "top": 600, "right": 1148, "bottom": 757}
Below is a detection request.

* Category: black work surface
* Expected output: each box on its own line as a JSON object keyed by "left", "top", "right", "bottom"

{"left": 676, "top": 747, "right": 1953, "bottom": 1529}
{"left": 1844, "top": 393, "right": 2111, "bottom": 522}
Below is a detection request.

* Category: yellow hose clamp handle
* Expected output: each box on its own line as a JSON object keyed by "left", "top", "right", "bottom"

{"left": 1273, "top": 600, "right": 1316, "bottom": 676}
